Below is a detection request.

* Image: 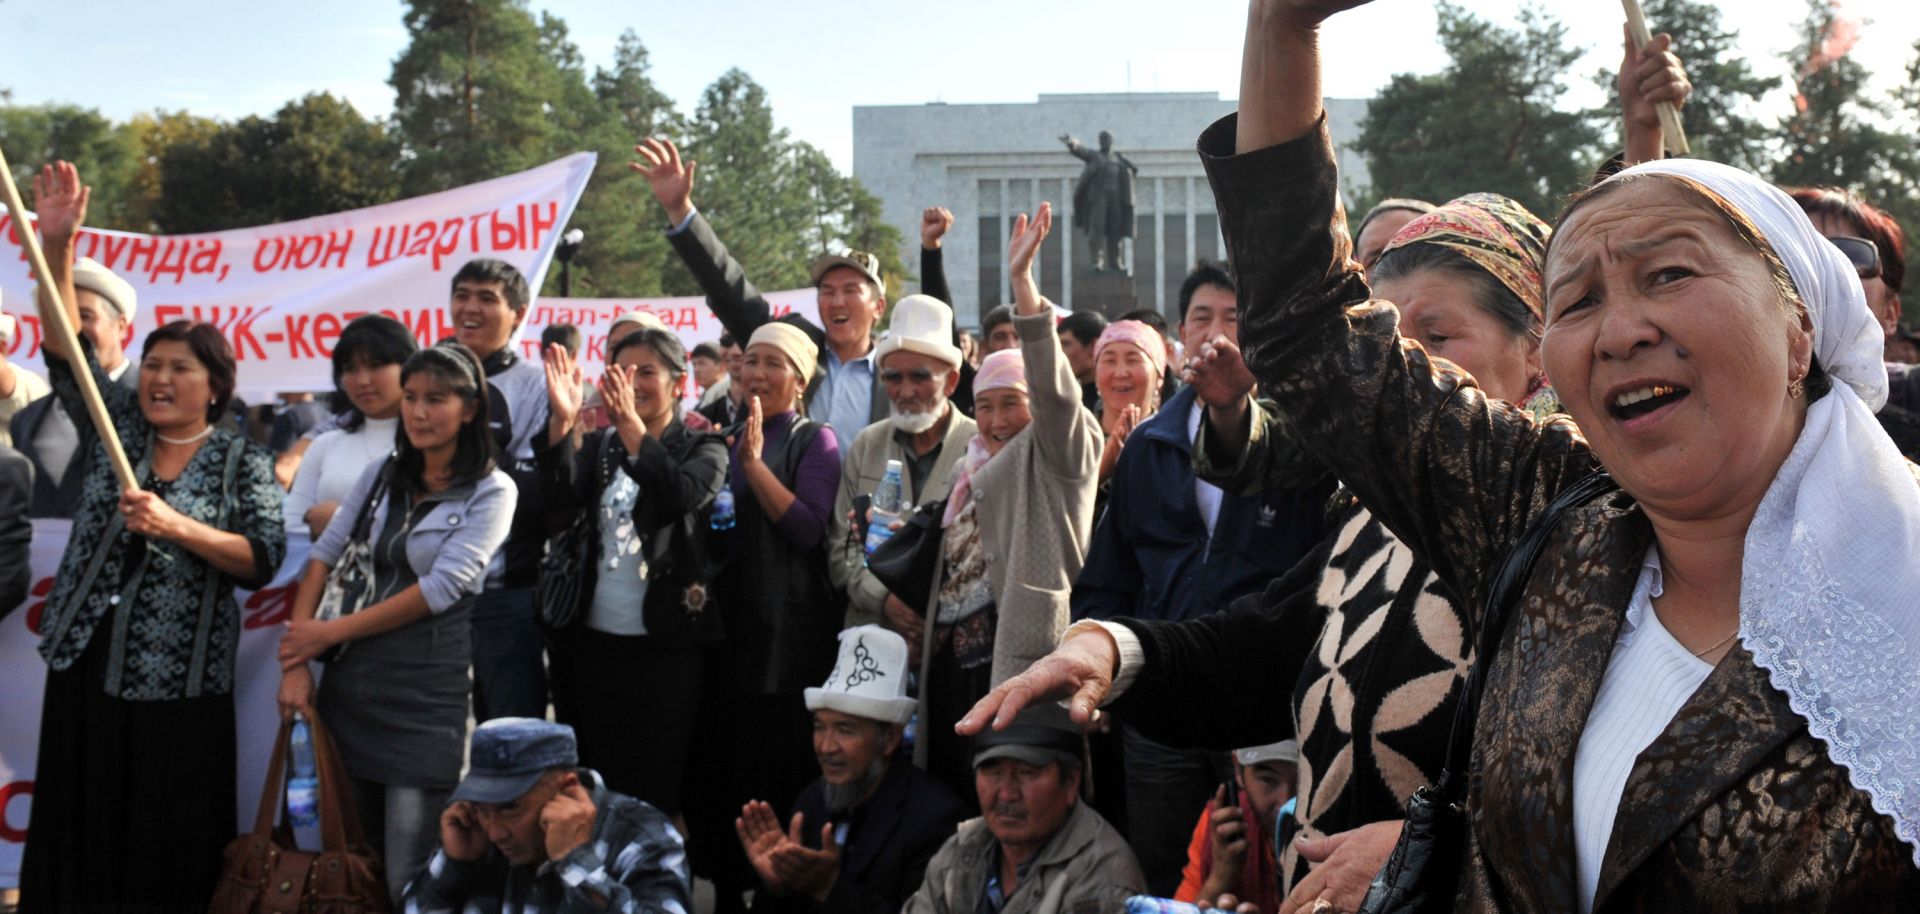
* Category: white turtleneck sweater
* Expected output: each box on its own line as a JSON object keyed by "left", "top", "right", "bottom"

{"left": 285, "top": 415, "right": 400, "bottom": 539}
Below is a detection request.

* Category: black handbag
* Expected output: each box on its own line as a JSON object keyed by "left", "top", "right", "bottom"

{"left": 865, "top": 498, "right": 948, "bottom": 615}
{"left": 1357, "top": 471, "right": 1616, "bottom": 914}
{"left": 313, "top": 459, "right": 393, "bottom": 663}
{"left": 536, "top": 435, "right": 617, "bottom": 632}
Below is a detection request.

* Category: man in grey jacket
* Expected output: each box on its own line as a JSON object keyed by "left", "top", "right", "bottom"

{"left": 904, "top": 704, "right": 1143, "bottom": 914}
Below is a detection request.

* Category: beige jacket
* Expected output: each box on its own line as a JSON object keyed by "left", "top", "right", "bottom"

{"left": 903, "top": 802, "right": 1144, "bottom": 914}
{"left": 946, "top": 308, "right": 1103, "bottom": 685}
{"left": 831, "top": 405, "right": 978, "bottom": 624}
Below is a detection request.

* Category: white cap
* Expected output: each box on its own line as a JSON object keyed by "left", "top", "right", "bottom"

{"left": 1234, "top": 739, "right": 1299, "bottom": 767}
{"left": 804, "top": 625, "right": 918, "bottom": 725}
{"left": 33, "top": 256, "right": 137, "bottom": 324}
{"left": 873, "top": 294, "right": 962, "bottom": 370}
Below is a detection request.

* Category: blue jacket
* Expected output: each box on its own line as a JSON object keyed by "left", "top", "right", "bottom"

{"left": 1071, "top": 385, "right": 1330, "bottom": 624}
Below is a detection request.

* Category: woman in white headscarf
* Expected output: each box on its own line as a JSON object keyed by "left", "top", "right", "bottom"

{"left": 1214, "top": 3, "right": 1919, "bottom": 909}
{"left": 969, "top": 2, "right": 1919, "bottom": 909}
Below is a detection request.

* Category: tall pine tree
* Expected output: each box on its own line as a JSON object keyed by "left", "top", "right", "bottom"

{"left": 1352, "top": 2, "right": 1601, "bottom": 218}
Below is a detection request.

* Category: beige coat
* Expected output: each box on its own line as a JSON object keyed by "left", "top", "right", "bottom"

{"left": 903, "top": 802, "right": 1144, "bottom": 914}
{"left": 934, "top": 308, "right": 1103, "bottom": 686}
{"left": 831, "top": 405, "right": 978, "bottom": 625}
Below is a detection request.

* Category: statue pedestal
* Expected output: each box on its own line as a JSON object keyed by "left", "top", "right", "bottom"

{"left": 1073, "top": 272, "right": 1138, "bottom": 318}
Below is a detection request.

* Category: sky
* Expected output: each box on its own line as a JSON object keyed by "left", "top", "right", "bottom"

{"left": 3, "top": 0, "right": 1916, "bottom": 173}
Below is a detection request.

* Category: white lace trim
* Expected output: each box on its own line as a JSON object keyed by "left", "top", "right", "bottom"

{"left": 1741, "top": 393, "right": 1920, "bottom": 867}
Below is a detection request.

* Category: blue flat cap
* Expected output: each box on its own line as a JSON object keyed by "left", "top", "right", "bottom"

{"left": 451, "top": 718, "right": 578, "bottom": 804}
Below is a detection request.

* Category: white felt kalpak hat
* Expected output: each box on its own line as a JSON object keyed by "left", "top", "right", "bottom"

{"left": 873, "top": 294, "right": 963, "bottom": 370}
{"left": 805, "top": 625, "right": 917, "bottom": 725}
{"left": 33, "top": 257, "right": 137, "bottom": 323}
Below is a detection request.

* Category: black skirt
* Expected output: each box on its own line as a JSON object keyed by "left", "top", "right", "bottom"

{"left": 20, "top": 633, "right": 237, "bottom": 914}
{"left": 558, "top": 628, "right": 705, "bottom": 815}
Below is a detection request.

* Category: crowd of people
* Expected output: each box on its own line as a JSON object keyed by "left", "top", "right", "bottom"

{"left": 3, "top": 3, "right": 1919, "bottom": 912}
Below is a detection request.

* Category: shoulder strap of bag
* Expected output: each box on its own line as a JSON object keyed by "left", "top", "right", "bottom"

{"left": 1435, "top": 471, "right": 1616, "bottom": 800}
{"left": 346, "top": 458, "right": 396, "bottom": 543}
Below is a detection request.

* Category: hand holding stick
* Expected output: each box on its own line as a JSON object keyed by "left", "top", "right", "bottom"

{"left": 1620, "top": 0, "right": 1690, "bottom": 155}
{"left": 0, "top": 151, "right": 137, "bottom": 491}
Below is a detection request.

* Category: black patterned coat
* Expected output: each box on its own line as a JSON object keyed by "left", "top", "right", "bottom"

{"left": 1200, "top": 114, "right": 1919, "bottom": 911}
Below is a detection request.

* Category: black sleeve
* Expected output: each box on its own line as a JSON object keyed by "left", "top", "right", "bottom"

{"left": 624, "top": 432, "right": 727, "bottom": 529}
{"left": 921, "top": 246, "right": 954, "bottom": 317}
{"left": 0, "top": 449, "right": 32, "bottom": 613}
{"left": 1107, "top": 529, "right": 1336, "bottom": 751}
{"left": 534, "top": 424, "right": 594, "bottom": 517}
{"left": 667, "top": 211, "right": 780, "bottom": 345}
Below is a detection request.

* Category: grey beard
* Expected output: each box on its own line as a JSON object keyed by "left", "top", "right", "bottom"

{"left": 889, "top": 402, "right": 945, "bottom": 435}
{"left": 821, "top": 756, "right": 889, "bottom": 814}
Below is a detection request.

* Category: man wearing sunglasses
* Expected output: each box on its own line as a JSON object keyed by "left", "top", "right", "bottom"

{"left": 829, "top": 295, "right": 977, "bottom": 659}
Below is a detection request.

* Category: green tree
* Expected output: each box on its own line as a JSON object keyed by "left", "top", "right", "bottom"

{"left": 595, "top": 30, "right": 682, "bottom": 140}
{"left": 671, "top": 68, "right": 815, "bottom": 295}
{"left": 1590, "top": 0, "right": 1775, "bottom": 171}
{"left": 119, "top": 111, "right": 224, "bottom": 232}
{"left": 0, "top": 103, "right": 142, "bottom": 230}
{"left": 389, "top": 0, "right": 564, "bottom": 195}
{"left": 154, "top": 94, "right": 401, "bottom": 232}
{"left": 1352, "top": 2, "right": 1602, "bottom": 218}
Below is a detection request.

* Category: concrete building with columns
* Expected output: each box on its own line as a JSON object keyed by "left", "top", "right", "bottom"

{"left": 852, "top": 91, "right": 1372, "bottom": 326}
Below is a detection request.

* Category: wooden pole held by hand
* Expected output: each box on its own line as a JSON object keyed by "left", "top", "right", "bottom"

{"left": 0, "top": 148, "right": 140, "bottom": 492}
{"left": 1621, "top": 0, "right": 1691, "bottom": 155}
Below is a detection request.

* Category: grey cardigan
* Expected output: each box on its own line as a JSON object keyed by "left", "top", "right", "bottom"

{"left": 311, "top": 462, "right": 517, "bottom": 614}
{"left": 832, "top": 407, "right": 979, "bottom": 624}
{"left": 916, "top": 308, "right": 1102, "bottom": 688}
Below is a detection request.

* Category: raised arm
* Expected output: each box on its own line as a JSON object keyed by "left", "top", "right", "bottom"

{"left": 1215, "top": 0, "right": 1593, "bottom": 612}
{"left": 633, "top": 137, "right": 776, "bottom": 344}
{"left": 920, "top": 206, "right": 955, "bottom": 310}
{"left": 28, "top": 163, "right": 86, "bottom": 367}
{"left": 1618, "top": 29, "right": 1690, "bottom": 167}
{"left": 1059, "top": 134, "right": 1096, "bottom": 163}
{"left": 1009, "top": 204, "right": 1101, "bottom": 478}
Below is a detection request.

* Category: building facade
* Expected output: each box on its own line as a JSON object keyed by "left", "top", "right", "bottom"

{"left": 853, "top": 92, "right": 1371, "bottom": 325}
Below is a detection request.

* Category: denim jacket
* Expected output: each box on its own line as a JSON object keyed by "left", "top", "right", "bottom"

{"left": 37, "top": 344, "right": 287, "bottom": 700}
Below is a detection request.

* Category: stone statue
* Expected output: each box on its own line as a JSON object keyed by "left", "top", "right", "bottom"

{"left": 1060, "top": 131, "right": 1138, "bottom": 273}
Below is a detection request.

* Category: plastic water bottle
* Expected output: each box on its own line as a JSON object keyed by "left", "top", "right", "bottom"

{"left": 710, "top": 483, "right": 737, "bottom": 531}
{"left": 864, "top": 460, "right": 906, "bottom": 557}
{"left": 288, "top": 718, "right": 319, "bottom": 830}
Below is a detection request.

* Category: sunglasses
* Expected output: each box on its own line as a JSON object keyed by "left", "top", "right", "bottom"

{"left": 881, "top": 368, "right": 941, "bottom": 385}
{"left": 1826, "top": 235, "right": 1881, "bottom": 280}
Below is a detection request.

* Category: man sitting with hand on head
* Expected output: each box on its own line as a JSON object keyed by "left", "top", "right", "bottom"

{"left": 739, "top": 625, "right": 967, "bottom": 914}
{"left": 402, "top": 718, "right": 691, "bottom": 914}
{"left": 905, "top": 704, "right": 1142, "bottom": 914}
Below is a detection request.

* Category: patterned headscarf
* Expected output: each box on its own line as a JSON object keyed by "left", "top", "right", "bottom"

{"left": 1382, "top": 193, "right": 1552, "bottom": 322}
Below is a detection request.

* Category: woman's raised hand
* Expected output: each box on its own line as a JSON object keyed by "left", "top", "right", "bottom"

{"left": 1619, "top": 28, "right": 1690, "bottom": 164}
{"left": 544, "top": 343, "right": 584, "bottom": 441}
{"left": 31, "top": 161, "right": 90, "bottom": 247}
{"left": 630, "top": 137, "right": 697, "bottom": 225}
{"left": 1007, "top": 202, "right": 1052, "bottom": 276}
{"left": 599, "top": 364, "right": 641, "bottom": 431}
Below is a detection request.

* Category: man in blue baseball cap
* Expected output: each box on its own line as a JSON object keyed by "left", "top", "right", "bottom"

{"left": 401, "top": 718, "right": 692, "bottom": 913}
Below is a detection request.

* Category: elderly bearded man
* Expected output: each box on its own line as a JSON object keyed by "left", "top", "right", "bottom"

{"left": 738, "top": 626, "right": 968, "bottom": 914}
{"left": 829, "top": 295, "right": 976, "bottom": 652}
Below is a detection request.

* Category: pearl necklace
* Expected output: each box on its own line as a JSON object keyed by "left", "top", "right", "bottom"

{"left": 156, "top": 425, "right": 215, "bottom": 446}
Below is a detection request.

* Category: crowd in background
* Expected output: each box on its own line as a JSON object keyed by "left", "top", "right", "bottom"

{"left": 3, "top": 5, "right": 1920, "bottom": 913}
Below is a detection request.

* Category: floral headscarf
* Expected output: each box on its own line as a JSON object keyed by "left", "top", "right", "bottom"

{"left": 1382, "top": 192, "right": 1552, "bottom": 322}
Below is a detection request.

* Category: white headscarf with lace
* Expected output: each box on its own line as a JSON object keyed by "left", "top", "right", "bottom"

{"left": 1608, "top": 157, "right": 1920, "bottom": 864}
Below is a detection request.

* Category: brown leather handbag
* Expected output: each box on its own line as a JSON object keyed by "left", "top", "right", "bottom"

{"left": 209, "top": 712, "right": 390, "bottom": 914}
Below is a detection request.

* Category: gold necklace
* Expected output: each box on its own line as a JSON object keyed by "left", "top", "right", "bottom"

{"left": 1691, "top": 628, "right": 1738, "bottom": 658}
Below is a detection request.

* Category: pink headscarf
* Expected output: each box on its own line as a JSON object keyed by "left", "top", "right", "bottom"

{"left": 1093, "top": 320, "right": 1168, "bottom": 380}
{"left": 944, "top": 349, "right": 1028, "bottom": 527}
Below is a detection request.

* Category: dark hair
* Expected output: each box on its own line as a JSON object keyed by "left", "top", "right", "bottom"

{"left": 142, "top": 321, "right": 236, "bottom": 423}
{"left": 393, "top": 342, "right": 497, "bottom": 495}
{"left": 1784, "top": 187, "right": 1906, "bottom": 294}
{"left": 609, "top": 328, "right": 688, "bottom": 418}
{"left": 541, "top": 323, "right": 581, "bottom": 357}
{"left": 452, "top": 258, "right": 531, "bottom": 314}
{"left": 1057, "top": 310, "right": 1109, "bottom": 346}
{"left": 1117, "top": 308, "right": 1171, "bottom": 339}
{"left": 718, "top": 333, "right": 737, "bottom": 350}
{"left": 981, "top": 305, "right": 1015, "bottom": 336}
{"left": 1374, "top": 242, "right": 1539, "bottom": 340}
{"left": 1177, "top": 260, "right": 1236, "bottom": 323}
{"left": 329, "top": 314, "right": 417, "bottom": 432}
{"left": 691, "top": 342, "right": 722, "bottom": 362}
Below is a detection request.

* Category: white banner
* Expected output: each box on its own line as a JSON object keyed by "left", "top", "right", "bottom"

{"left": 0, "top": 154, "right": 597, "bottom": 401}
{"left": 0, "top": 520, "right": 314, "bottom": 887}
